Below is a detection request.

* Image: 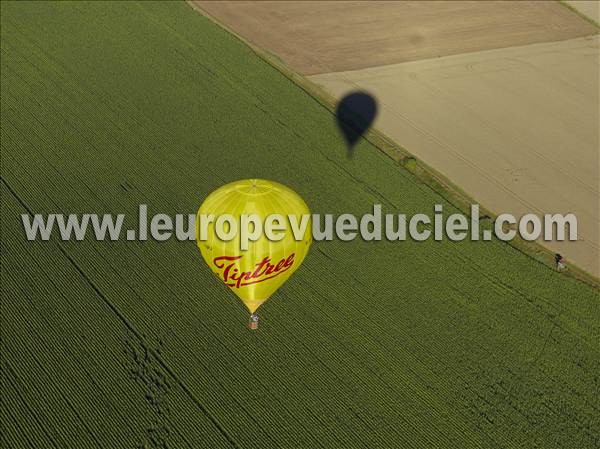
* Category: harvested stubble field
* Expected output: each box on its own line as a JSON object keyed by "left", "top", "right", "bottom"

{"left": 312, "top": 35, "right": 600, "bottom": 277}
{"left": 195, "top": 0, "right": 598, "bottom": 74}
{"left": 1, "top": 2, "right": 599, "bottom": 449}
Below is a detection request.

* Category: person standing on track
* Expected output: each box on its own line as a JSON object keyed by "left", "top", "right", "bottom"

{"left": 555, "top": 253, "right": 566, "bottom": 271}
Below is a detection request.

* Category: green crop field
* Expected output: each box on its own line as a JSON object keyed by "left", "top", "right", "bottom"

{"left": 1, "top": 1, "right": 598, "bottom": 448}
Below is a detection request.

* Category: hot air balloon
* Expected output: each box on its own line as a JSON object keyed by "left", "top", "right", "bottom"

{"left": 197, "top": 179, "right": 311, "bottom": 329}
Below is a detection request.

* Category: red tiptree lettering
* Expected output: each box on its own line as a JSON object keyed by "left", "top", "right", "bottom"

{"left": 213, "top": 254, "right": 295, "bottom": 288}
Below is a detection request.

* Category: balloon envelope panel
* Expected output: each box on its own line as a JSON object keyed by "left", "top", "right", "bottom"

{"left": 197, "top": 179, "right": 311, "bottom": 313}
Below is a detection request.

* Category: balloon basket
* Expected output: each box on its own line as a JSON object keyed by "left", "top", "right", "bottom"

{"left": 248, "top": 314, "right": 259, "bottom": 330}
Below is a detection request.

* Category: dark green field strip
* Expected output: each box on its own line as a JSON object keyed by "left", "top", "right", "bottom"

{"left": 2, "top": 189, "right": 239, "bottom": 449}
{"left": 2, "top": 1, "right": 599, "bottom": 448}
{"left": 2, "top": 371, "right": 54, "bottom": 449}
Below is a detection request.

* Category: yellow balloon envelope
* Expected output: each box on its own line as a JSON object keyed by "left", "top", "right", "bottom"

{"left": 197, "top": 179, "right": 311, "bottom": 320}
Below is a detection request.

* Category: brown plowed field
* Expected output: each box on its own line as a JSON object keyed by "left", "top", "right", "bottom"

{"left": 195, "top": 0, "right": 598, "bottom": 75}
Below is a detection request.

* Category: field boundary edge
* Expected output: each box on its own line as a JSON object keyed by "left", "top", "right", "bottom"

{"left": 187, "top": 1, "right": 600, "bottom": 290}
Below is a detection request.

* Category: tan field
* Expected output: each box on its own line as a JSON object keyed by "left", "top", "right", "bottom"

{"left": 195, "top": 0, "right": 597, "bottom": 75}
{"left": 311, "top": 36, "right": 600, "bottom": 276}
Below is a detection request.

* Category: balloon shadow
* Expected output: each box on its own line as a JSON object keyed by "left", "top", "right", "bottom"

{"left": 335, "top": 91, "right": 378, "bottom": 158}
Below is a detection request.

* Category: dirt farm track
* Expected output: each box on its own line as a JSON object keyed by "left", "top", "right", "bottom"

{"left": 566, "top": 1, "right": 600, "bottom": 24}
{"left": 196, "top": 0, "right": 600, "bottom": 278}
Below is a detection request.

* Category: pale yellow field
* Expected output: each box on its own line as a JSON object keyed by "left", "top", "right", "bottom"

{"left": 311, "top": 36, "right": 600, "bottom": 276}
